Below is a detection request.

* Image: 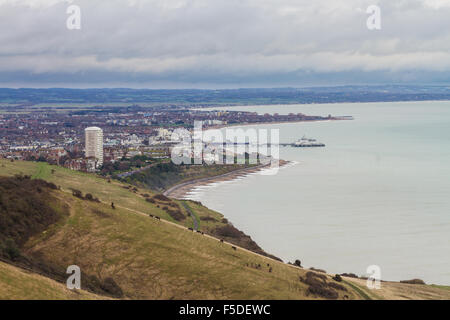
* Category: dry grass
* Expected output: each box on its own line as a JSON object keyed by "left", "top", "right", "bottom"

{"left": 0, "top": 261, "right": 105, "bottom": 300}
{"left": 20, "top": 191, "right": 360, "bottom": 300}
{"left": 343, "top": 277, "right": 450, "bottom": 300}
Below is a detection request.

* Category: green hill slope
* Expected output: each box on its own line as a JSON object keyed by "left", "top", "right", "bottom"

{"left": 0, "top": 159, "right": 449, "bottom": 300}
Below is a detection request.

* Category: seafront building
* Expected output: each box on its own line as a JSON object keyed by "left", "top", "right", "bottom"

{"left": 85, "top": 127, "right": 104, "bottom": 167}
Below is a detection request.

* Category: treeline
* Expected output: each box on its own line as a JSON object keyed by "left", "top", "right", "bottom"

{"left": 122, "top": 162, "right": 183, "bottom": 191}
{"left": 100, "top": 155, "right": 156, "bottom": 176}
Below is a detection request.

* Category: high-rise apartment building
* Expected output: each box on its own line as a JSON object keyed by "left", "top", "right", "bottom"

{"left": 85, "top": 127, "right": 103, "bottom": 166}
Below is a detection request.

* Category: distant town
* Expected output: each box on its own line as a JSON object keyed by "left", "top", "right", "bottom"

{"left": 0, "top": 104, "right": 341, "bottom": 174}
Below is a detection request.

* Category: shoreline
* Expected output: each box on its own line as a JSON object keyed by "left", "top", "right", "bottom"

{"left": 205, "top": 118, "right": 348, "bottom": 131}
{"left": 164, "top": 159, "right": 291, "bottom": 199}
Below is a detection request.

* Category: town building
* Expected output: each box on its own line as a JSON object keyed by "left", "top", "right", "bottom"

{"left": 85, "top": 127, "right": 104, "bottom": 167}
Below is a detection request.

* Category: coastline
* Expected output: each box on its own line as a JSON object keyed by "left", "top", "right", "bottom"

{"left": 164, "top": 159, "right": 291, "bottom": 199}
{"left": 205, "top": 118, "right": 347, "bottom": 131}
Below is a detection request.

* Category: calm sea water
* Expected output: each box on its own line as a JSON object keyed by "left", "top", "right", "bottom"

{"left": 188, "top": 101, "right": 450, "bottom": 285}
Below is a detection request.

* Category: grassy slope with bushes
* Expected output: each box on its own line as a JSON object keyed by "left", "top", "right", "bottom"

{"left": 0, "top": 160, "right": 275, "bottom": 259}
{"left": 0, "top": 159, "right": 449, "bottom": 300}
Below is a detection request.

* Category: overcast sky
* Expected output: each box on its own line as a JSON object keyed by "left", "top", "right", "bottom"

{"left": 1, "top": 0, "right": 450, "bottom": 88}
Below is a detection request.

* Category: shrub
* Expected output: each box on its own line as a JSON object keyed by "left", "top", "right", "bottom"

{"left": 328, "top": 282, "right": 347, "bottom": 291}
{"left": 200, "top": 216, "right": 216, "bottom": 222}
{"left": 101, "top": 277, "right": 124, "bottom": 298}
{"left": 340, "top": 273, "right": 359, "bottom": 279}
{"left": 307, "top": 284, "right": 338, "bottom": 299}
{"left": 0, "top": 177, "right": 63, "bottom": 260}
{"left": 166, "top": 209, "right": 185, "bottom": 221}
{"left": 300, "top": 271, "right": 340, "bottom": 299}
{"left": 146, "top": 198, "right": 156, "bottom": 204}
{"left": 400, "top": 279, "right": 426, "bottom": 285}
{"left": 214, "top": 225, "right": 243, "bottom": 238}
{"left": 294, "top": 259, "right": 302, "bottom": 267}
{"left": 47, "top": 182, "right": 58, "bottom": 190}
{"left": 81, "top": 193, "right": 99, "bottom": 202}
{"left": 71, "top": 188, "right": 83, "bottom": 199}
{"left": 332, "top": 274, "right": 343, "bottom": 282}
{"left": 306, "top": 271, "right": 327, "bottom": 282}
{"left": 310, "top": 267, "right": 326, "bottom": 273}
{"left": 153, "top": 194, "right": 170, "bottom": 202}
{"left": 170, "top": 202, "right": 180, "bottom": 209}
{"left": 2, "top": 238, "right": 21, "bottom": 260}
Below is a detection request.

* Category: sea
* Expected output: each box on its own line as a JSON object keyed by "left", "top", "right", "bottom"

{"left": 186, "top": 101, "right": 450, "bottom": 285}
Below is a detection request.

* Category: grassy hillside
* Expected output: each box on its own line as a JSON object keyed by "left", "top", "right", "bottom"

{"left": 0, "top": 261, "right": 104, "bottom": 300}
{"left": 0, "top": 174, "right": 356, "bottom": 299}
{"left": 1, "top": 159, "right": 449, "bottom": 300}
{"left": 0, "top": 160, "right": 274, "bottom": 259}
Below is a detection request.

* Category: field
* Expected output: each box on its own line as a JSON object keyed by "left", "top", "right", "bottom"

{"left": 1, "top": 159, "right": 450, "bottom": 300}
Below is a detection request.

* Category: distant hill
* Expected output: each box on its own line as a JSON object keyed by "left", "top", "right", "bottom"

{"left": 0, "top": 85, "right": 449, "bottom": 105}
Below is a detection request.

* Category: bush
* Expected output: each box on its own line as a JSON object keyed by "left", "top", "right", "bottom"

{"left": 85, "top": 193, "right": 94, "bottom": 201}
{"left": 71, "top": 189, "right": 83, "bottom": 199}
{"left": 307, "top": 284, "right": 338, "bottom": 299}
{"left": 340, "top": 273, "right": 359, "bottom": 279}
{"left": 0, "top": 177, "right": 63, "bottom": 260}
{"left": 2, "top": 238, "right": 21, "bottom": 260}
{"left": 400, "top": 279, "right": 426, "bottom": 285}
{"left": 166, "top": 209, "right": 185, "bottom": 221}
{"left": 101, "top": 277, "right": 124, "bottom": 298}
{"left": 328, "top": 282, "right": 347, "bottom": 291}
{"left": 146, "top": 198, "right": 156, "bottom": 204}
{"left": 332, "top": 274, "right": 343, "bottom": 282}
{"left": 214, "top": 225, "right": 243, "bottom": 238}
{"left": 305, "top": 271, "right": 327, "bottom": 282}
{"left": 153, "top": 194, "right": 170, "bottom": 202}
{"left": 200, "top": 216, "right": 216, "bottom": 222}
{"left": 294, "top": 259, "right": 302, "bottom": 267}
{"left": 300, "top": 271, "right": 339, "bottom": 300}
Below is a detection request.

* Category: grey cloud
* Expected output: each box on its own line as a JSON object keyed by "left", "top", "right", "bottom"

{"left": 1, "top": 0, "right": 450, "bottom": 87}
